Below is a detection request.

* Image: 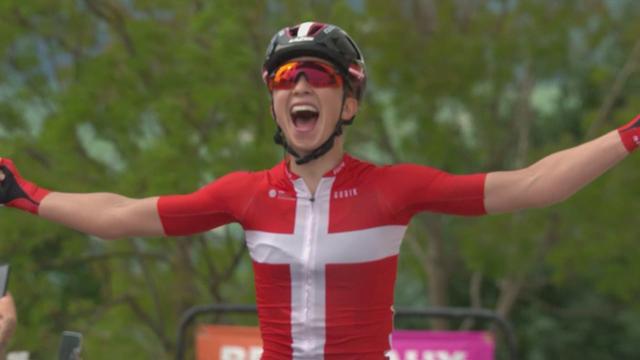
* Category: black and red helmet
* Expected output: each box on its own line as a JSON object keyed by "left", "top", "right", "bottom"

{"left": 263, "top": 22, "right": 366, "bottom": 101}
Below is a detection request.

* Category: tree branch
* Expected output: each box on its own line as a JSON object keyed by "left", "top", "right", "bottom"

{"left": 413, "top": 0, "right": 438, "bottom": 36}
{"left": 460, "top": 271, "right": 483, "bottom": 330}
{"left": 220, "top": 239, "right": 247, "bottom": 284}
{"left": 124, "top": 295, "right": 173, "bottom": 351}
{"left": 129, "top": 238, "right": 166, "bottom": 345}
{"left": 83, "top": 0, "right": 137, "bottom": 57}
{"left": 175, "top": 237, "right": 200, "bottom": 312}
{"left": 587, "top": 36, "right": 640, "bottom": 137}
{"left": 417, "top": 214, "right": 450, "bottom": 329}
{"left": 495, "top": 213, "right": 560, "bottom": 318}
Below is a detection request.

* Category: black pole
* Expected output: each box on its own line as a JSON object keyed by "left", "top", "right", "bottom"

{"left": 175, "top": 304, "right": 257, "bottom": 360}
{"left": 175, "top": 304, "right": 518, "bottom": 360}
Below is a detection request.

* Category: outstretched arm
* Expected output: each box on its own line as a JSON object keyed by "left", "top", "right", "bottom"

{"left": 39, "top": 193, "right": 163, "bottom": 239}
{"left": 485, "top": 116, "right": 640, "bottom": 214}
{"left": 0, "top": 158, "right": 164, "bottom": 239}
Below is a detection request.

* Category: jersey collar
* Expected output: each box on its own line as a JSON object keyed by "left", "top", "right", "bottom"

{"left": 282, "top": 153, "right": 351, "bottom": 181}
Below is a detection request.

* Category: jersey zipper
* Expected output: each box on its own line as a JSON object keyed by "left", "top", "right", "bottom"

{"left": 301, "top": 180, "right": 321, "bottom": 352}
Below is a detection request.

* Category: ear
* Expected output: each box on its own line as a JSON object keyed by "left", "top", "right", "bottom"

{"left": 341, "top": 97, "right": 359, "bottom": 121}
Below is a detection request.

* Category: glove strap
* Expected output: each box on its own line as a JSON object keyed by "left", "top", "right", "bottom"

{"left": 0, "top": 161, "right": 50, "bottom": 215}
{"left": 618, "top": 114, "right": 640, "bottom": 153}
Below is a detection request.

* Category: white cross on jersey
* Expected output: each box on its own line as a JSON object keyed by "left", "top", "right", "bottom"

{"left": 245, "top": 177, "right": 407, "bottom": 357}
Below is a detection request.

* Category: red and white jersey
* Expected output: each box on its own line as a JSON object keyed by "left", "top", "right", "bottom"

{"left": 158, "top": 154, "right": 486, "bottom": 359}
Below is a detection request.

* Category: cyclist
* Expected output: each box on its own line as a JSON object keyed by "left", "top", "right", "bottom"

{"left": 1, "top": 21, "right": 640, "bottom": 359}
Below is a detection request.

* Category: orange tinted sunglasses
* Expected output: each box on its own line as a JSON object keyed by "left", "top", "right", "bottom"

{"left": 267, "top": 60, "right": 344, "bottom": 90}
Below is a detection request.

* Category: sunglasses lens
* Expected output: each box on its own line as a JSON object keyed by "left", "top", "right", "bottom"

{"left": 269, "top": 61, "right": 343, "bottom": 90}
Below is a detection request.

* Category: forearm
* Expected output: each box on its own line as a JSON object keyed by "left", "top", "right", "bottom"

{"left": 486, "top": 131, "right": 628, "bottom": 213}
{"left": 39, "top": 192, "right": 163, "bottom": 239}
{"left": 527, "top": 130, "right": 627, "bottom": 203}
{"left": 2, "top": 158, "right": 175, "bottom": 238}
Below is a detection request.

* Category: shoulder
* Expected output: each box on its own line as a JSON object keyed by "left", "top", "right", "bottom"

{"left": 340, "top": 155, "right": 445, "bottom": 184}
{"left": 197, "top": 169, "right": 271, "bottom": 199}
{"left": 212, "top": 170, "right": 263, "bottom": 184}
{"left": 372, "top": 162, "right": 445, "bottom": 182}
{"left": 196, "top": 158, "right": 288, "bottom": 194}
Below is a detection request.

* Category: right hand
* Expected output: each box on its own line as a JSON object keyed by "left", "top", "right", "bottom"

{"left": 0, "top": 158, "right": 50, "bottom": 215}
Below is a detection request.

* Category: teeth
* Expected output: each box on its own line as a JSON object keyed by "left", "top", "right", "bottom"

{"left": 291, "top": 104, "right": 318, "bottom": 114}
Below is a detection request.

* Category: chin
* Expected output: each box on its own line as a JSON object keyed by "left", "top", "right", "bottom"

{"left": 289, "top": 142, "right": 318, "bottom": 155}
{"left": 285, "top": 131, "right": 323, "bottom": 150}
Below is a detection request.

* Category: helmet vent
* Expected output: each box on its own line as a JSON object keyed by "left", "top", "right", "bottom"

{"left": 289, "top": 22, "right": 325, "bottom": 38}
{"left": 287, "top": 26, "right": 299, "bottom": 37}
{"left": 308, "top": 23, "right": 325, "bottom": 36}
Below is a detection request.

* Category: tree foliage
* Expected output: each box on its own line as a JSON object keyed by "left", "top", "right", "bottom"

{"left": 1, "top": 1, "right": 640, "bottom": 358}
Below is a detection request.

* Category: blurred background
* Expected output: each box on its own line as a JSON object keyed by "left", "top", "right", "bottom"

{"left": 1, "top": 0, "right": 640, "bottom": 359}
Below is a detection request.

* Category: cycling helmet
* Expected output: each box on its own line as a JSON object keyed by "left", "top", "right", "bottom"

{"left": 263, "top": 22, "right": 366, "bottom": 101}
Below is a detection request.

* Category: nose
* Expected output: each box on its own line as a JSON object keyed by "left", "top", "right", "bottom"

{"left": 292, "top": 74, "right": 312, "bottom": 95}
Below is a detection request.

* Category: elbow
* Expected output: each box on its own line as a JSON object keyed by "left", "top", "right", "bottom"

{"left": 517, "top": 170, "right": 571, "bottom": 209}
{"left": 93, "top": 211, "right": 128, "bottom": 240}
{"left": 525, "top": 186, "right": 573, "bottom": 209}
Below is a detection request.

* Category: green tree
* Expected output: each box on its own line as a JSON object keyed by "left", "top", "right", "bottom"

{"left": 1, "top": 0, "right": 640, "bottom": 359}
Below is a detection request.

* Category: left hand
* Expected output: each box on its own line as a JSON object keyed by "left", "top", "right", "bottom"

{"left": 0, "top": 158, "right": 50, "bottom": 214}
{"left": 618, "top": 114, "right": 640, "bottom": 152}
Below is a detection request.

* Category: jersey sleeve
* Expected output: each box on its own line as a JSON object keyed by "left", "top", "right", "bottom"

{"left": 157, "top": 171, "right": 255, "bottom": 236}
{"left": 379, "top": 164, "right": 487, "bottom": 221}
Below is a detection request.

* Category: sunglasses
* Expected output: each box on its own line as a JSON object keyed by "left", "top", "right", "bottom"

{"left": 267, "top": 60, "right": 344, "bottom": 91}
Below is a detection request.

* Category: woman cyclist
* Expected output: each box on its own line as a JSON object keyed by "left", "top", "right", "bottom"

{"left": 1, "top": 22, "right": 639, "bottom": 359}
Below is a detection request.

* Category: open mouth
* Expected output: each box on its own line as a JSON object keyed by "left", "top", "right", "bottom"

{"left": 290, "top": 104, "right": 319, "bottom": 132}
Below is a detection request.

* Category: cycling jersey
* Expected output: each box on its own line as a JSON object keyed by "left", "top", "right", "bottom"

{"left": 158, "top": 154, "right": 486, "bottom": 359}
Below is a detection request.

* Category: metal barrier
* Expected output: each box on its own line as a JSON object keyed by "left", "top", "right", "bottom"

{"left": 175, "top": 304, "right": 518, "bottom": 360}
{"left": 394, "top": 307, "right": 518, "bottom": 360}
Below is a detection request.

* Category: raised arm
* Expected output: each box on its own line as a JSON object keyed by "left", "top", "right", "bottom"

{"left": 485, "top": 116, "right": 640, "bottom": 214}
{"left": 39, "top": 193, "right": 163, "bottom": 239}
{"left": 0, "top": 158, "right": 164, "bottom": 239}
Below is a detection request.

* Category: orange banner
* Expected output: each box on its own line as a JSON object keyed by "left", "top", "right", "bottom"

{"left": 196, "top": 325, "right": 263, "bottom": 360}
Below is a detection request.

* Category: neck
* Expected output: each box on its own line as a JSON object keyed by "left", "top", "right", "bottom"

{"left": 288, "top": 138, "right": 345, "bottom": 194}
